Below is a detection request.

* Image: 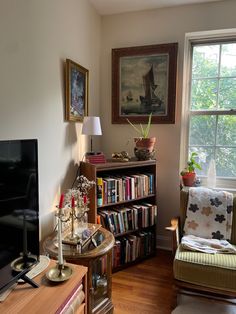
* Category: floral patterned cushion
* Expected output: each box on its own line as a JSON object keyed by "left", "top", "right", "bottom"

{"left": 183, "top": 187, "right": 233, "bottom": 240}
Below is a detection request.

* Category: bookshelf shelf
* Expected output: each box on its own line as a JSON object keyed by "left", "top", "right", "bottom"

{"left": 80, "top": 159, "right": 157, "bottom": 271}
{"left": 97, "top": 193, "right": 156, "bottom": 209}
{"left": 113, "top": 224, "right": 156, "bottom": 238}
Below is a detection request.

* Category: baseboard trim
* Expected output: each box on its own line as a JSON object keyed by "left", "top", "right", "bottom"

{"left": 156, "top": 234, "right": 172, "bottom": 251}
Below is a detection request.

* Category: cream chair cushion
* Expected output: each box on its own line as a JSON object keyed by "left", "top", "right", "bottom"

{"left": 174, "top": 244, "right": 236, "bottom": 292}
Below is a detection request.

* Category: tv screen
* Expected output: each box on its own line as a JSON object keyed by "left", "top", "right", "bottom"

{"left": 0, "top": 139, "right": 39, "bottom": 293}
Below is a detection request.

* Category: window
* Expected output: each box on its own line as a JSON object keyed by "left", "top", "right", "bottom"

{"left": 182, "top": 30, "right": 236, "bottom": 189}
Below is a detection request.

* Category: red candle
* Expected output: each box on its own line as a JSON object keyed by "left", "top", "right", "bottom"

{"left": 83, "top": 195, "right": 87, "bottom": 204}
{"left": 59, "top": 194, "right": 64, "bottom": 209}
{"left": 71, "top": 196, "right": 75, "bottom": 208}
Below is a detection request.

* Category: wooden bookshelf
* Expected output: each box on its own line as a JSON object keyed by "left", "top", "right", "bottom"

{"left": 80, "top": 159, "right": 157, "bottom": 271}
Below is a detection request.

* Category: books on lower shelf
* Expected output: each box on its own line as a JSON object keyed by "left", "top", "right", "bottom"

{"left": 98, "top": 203, "right": 157, "bottom": 236}
{"left": 96, "top": 173, "right": 154, "bottom": 206}
{"left": 112, "top": 230, "right": 155, "bottom": 268}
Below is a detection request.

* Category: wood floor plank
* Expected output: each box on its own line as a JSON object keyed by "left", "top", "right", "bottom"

{"left": 112, "top": 250, "right": 175, "bottom": 314}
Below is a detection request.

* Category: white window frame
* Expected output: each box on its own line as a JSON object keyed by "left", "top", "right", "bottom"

{"left": 181, "top": 29, "right": 236, "bottom": 191}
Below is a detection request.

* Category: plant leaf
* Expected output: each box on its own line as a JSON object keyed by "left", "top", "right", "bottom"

{"left": 127, "top": 119, "right": 141, "bottom": 136}
{"left": 140, "top": 124, "right": 144, "bottom": 137}
{"left": 145, "top": 113, "right": 152, "bottom": 138}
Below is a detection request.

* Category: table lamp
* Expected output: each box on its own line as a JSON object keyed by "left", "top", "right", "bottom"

{"left": 82, "top": 116, "right": 102, "bottom": 155}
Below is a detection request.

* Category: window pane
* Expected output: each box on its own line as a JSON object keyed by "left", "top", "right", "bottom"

{"left": 191, "top": 79, "right": 217, "bottom": 110}
{"left": 217, "top": 115, "right": 236, "bottom": 146}
{"left": 189, "top": 147, "right": 214, "bottom": 176}
{"left": 189, "top": 115, "right": 216, "bottom": 145}
{"left": 220, "top": 43, "right": 236, "bottom": 77}
{"left": 216, "top": 148, "right": 236, "bottom": 177}
{"left": 219, "top": 78, "right": 236, "bottom": 109}
{"left": 188, "top": 41, "right": 236, "bottom": 181}
{"left": 192, "top": 45, "right": 219, "bottom": 78}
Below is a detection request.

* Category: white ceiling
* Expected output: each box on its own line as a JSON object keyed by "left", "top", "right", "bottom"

{"left": 89, "top": 0, "right": 224, "bottom": 15}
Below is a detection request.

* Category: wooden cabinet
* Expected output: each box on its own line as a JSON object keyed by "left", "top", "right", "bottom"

{"left": 80, "top": 160, "right": 157, "bottom": 271}
{"left": 0, "top": 260, "right": 87, "bottom": 314}
{"left": 44, "top": 226, "right": 115, "bottom": 314}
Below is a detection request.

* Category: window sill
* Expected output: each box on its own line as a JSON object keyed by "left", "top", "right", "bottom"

{"left": 183, "top": 186, "right": 236, "bottom": 194}
{"left": 197, "top": 176, "right": 236, "bottom": 193}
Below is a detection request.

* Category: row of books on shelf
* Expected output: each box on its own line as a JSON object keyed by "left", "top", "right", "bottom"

{"left": 112, "top": 231, "right": 155, "bottom": 268}
{"left": 97, "top": 172, "right": 154, "bottom": 206}
{"left": 98, "top": 203, "right": 157, "bottom": 236}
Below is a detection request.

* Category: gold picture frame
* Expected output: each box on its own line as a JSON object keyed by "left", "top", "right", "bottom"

{"left": 65, "top": 59, "right": 89, "bottom": 122}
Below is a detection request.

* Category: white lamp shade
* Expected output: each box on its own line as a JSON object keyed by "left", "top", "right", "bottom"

{"left": 82, "top": 116, "right": 102, "bottom": 136}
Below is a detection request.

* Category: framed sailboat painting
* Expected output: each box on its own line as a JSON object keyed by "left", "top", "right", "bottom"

{"left": 112, "top": 43, "right": 178, "bottom": 124}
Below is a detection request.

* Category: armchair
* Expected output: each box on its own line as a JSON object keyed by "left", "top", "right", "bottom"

{"left": 167, "top": 188, "right": 236, "bottom": 300}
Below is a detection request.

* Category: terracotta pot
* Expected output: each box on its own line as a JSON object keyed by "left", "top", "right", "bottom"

{"left": 134, "top": 137, "right": 156, "bottom": 152}
{"left": 182, "top": 172, "right": 196, "bottom": 187}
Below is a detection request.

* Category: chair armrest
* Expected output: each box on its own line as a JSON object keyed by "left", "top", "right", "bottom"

{"left": 166, "top": 217, "right": 179, "bottom": 231}
{"left": 165, "top": 217, "right": 180, "bottom": 255}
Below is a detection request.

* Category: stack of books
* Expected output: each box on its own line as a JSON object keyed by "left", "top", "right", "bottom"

{"left": 85, "top": 153, "right": 106, "bottom": 164}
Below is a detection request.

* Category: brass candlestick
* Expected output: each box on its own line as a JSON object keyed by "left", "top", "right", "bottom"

{"left": 46, "top": 198, "right": 73, "bottom": 282}
{"left": 64, "top": 201, "right": 89, "bottom": 243}
{"left": 69, "top": 206, "right": 77, "bottom": 240}
{"left": 46, "top": 263, "right": 73, "bottom": 282}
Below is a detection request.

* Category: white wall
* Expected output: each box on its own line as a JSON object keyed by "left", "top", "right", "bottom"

{"left": 0, "top": 0, "right": 101, "bottom": 241}
{"left": 100, "top": 0, "right": 236, "bottom": 248}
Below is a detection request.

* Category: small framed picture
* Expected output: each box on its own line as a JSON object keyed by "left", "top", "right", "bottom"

{"left": 112, "top": 43, "right": 178, "bottom": 124}
{"left": 65, "top": 59, "right": 89, "bottom": 122}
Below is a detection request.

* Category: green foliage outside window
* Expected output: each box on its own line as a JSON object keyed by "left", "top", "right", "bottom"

{"left": 189, "top": 43, "right": 236, "bottom": 178}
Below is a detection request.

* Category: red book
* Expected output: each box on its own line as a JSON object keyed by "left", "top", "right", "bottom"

{"left": 86, "top": 153, "right": 106, "bottom": 164}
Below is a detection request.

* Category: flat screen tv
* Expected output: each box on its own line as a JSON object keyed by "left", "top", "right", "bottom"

{"left": 0, "top": 139, "right": 40, "bottom": 294}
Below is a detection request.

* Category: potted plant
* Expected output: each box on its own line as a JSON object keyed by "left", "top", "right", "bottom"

{"left": 127, "top": 113, "right": 156, "bottom": 160}
{"left": 180, "top": 152, "right": 202, "bottom": 186}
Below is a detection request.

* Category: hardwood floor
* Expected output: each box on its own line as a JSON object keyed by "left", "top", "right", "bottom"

{"left": 112, "top": 250, "right": 175, "bottom": 314}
